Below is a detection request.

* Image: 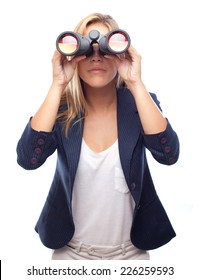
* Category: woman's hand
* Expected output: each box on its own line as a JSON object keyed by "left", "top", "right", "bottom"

{"left": 105, "top": 45, "right": 143, "bottom": 87}
{"left": 52, "top": 50, "right": 86, "bottom": 88}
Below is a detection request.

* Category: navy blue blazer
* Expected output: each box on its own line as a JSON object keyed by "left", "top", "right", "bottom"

{"left": 17, "top": 87, "right": 179, "bottom": 250}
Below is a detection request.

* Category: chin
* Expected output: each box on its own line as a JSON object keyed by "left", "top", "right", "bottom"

{"left": 88, "top": 79, "right": 115, "bottom": 88}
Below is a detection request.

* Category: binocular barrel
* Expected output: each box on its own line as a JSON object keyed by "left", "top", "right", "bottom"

{"left": 56, "top": 29, "right": 131, "bottom": 56}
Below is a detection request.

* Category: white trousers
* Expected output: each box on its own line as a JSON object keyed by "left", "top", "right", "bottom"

{"left": 52, "top": 239, "right": 150, "bottom": 260}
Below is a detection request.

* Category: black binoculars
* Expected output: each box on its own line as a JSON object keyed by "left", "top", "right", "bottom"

{"left": 56, "top": 29, "right": 131, "bottom": 56}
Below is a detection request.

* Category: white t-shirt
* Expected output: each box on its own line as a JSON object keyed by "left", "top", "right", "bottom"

{"left": 71, "top": 139, "right": 135, "bottom": 246}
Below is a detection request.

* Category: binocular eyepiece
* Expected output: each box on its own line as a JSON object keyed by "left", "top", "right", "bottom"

{"left": 56, "top": 29, "right": 131, "bottom": 56}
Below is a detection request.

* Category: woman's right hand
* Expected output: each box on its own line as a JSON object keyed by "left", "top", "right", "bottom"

{"left": 51, "top": 50, "right": 86, "bottom": 88}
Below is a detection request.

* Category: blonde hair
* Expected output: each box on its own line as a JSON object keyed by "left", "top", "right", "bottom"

{"left": 57, "top": 13, "right": 124, "bottom": 133}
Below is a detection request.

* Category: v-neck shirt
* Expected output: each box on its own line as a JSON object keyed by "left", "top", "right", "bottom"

{"left": 71, "top": 138, "right": 135, "bottom": 246}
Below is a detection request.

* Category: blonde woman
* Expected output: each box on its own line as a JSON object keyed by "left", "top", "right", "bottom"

{"left": 17, "top": 13, "right": 179, "bottom": 260}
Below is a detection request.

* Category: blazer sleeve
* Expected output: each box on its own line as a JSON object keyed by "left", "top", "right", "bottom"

{"left": 16, "top": 119, "right": 57, "bottom": 170}
{"left": 142, "top": 93, "right": 180, "bottom": 165}
{"left": 143, "top": 121, "right": 180, "bottom": 165}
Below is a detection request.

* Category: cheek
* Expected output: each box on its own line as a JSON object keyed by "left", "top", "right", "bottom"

{"left": 77, "top": 62, "right": 85, "bottom": 79}
{"left": 106, "top": 60, "right": 118, "bottom": 75}
{"left": 107, "top": 65, "right": 118, "bottom": 82}
{"left": 110, "top": 65, "right": 118, "bottom": 77}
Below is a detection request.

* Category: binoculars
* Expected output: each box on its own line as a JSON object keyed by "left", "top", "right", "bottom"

{"left": 56, "top": 29, "right": 131, "bottom": 56}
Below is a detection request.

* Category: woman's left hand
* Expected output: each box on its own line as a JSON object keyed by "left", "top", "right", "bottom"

{"left": 105, "top": 45, "right": 143, "bottom": 86}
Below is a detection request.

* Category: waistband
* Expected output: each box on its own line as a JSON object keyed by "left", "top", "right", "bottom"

{"left": 67, "top": 239, "right": 134, "bottom": 257}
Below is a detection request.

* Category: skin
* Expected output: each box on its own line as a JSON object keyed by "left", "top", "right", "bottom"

{"left": 31, "top": 22, "right": 167, "bottom": 153}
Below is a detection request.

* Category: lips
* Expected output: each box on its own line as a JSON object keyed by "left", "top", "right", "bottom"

{"left": 89, "top": 67, "right": 106, "bottom": 73}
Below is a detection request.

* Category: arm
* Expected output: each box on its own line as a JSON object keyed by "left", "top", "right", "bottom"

{"left": 127, "top": 80, "right": 167, "bottom": 134}
{"left": 123, "top": 49, "right": 179, "bottom": 163}
{"left": 106, "top": 46, "right": 167, "bottom": 134}
{"left": 31, "top": 50, "right": 85, "bottom": 132}
{"left": 107, "top": 47, "right": 179, "bottom": 164}
{"left": 17, "top": 51, "right": 86, "bottom": 169}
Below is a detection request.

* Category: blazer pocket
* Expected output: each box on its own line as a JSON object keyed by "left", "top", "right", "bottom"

{"left": 114, "top": 167, "right": 130, "bottom": 194}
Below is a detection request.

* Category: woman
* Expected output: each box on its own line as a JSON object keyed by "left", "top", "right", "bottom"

{"left": 16, "top": 13, "right": 179, "bottom": 260}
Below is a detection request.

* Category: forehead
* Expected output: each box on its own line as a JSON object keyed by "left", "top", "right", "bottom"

{"left": 84, "top": 23, "right": 109, "bottom": 35}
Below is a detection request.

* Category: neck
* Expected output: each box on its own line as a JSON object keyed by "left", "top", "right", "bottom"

{"left": 84, "top": 83, "right": 117, "bottom": 114}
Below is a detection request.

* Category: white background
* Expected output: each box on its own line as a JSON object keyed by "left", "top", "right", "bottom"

{"left": 0, "top": 0, "right": 199, "bottom": 278}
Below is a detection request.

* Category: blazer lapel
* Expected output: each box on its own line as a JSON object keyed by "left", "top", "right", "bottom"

{"left": 63, "top": 88, "right": 141, "bottom": 188}
{"left": 117, "top": 88, "right": 142, "bottom": 186}
{"left": 64, "top": 118, "right": 84, "bottom": 185}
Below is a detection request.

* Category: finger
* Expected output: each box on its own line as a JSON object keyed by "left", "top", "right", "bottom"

{"left": 52, "top": 49, "right": 62, "bottom": 60}
{"left": 127, "top": 45, "right": 142, "bottom": 60}
{"left": 104, "top": 54, "right": 122, "bottom": 66}
{"left": 70, "top": 55, "right": 86, "bottom": 69}
{"left": 52, "top": 50, "right": 64, "bottom": 66}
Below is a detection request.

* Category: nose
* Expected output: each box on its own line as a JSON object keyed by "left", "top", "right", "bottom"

{"left": 90, "top": 43, "right": 103, "bottom": 61}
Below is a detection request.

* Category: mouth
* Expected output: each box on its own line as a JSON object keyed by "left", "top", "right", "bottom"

{"left": 89, "top": 67, "right": 106, "bottom": 73}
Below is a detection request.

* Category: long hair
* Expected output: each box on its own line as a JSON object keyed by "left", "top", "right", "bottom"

{"left": 57, "top": 13, "right": 124, "bottom": 134}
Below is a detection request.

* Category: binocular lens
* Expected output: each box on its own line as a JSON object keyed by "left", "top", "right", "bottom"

{"left": 108, "top": 32, "right": 129, "bottom": 52}
{"left": 57, "top": 34, "right": 78, "bottom": 55}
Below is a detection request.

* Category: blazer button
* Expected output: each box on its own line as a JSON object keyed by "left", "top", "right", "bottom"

{"left": 164, "top": 146, "right": 171, "bottom": 153}
{"left": 37, "top": 138, "right": 45, "bottom": 145}
{"left": 31, "top": 157, "right": 38, "bottom": 165}
{"left": 137, "top": 204, "right": 141, "bottom": 210}
{"left": 130, "top": 182, "right": 136, "bottom": 191}
{"left": 169, "top": 157, "right": 176, "bottom": 164}
{"left": 160, "top": 137, "right": 167, "bottom": 144}
{"left": 34, "top": 148, "right": 42, "bottom": 155}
